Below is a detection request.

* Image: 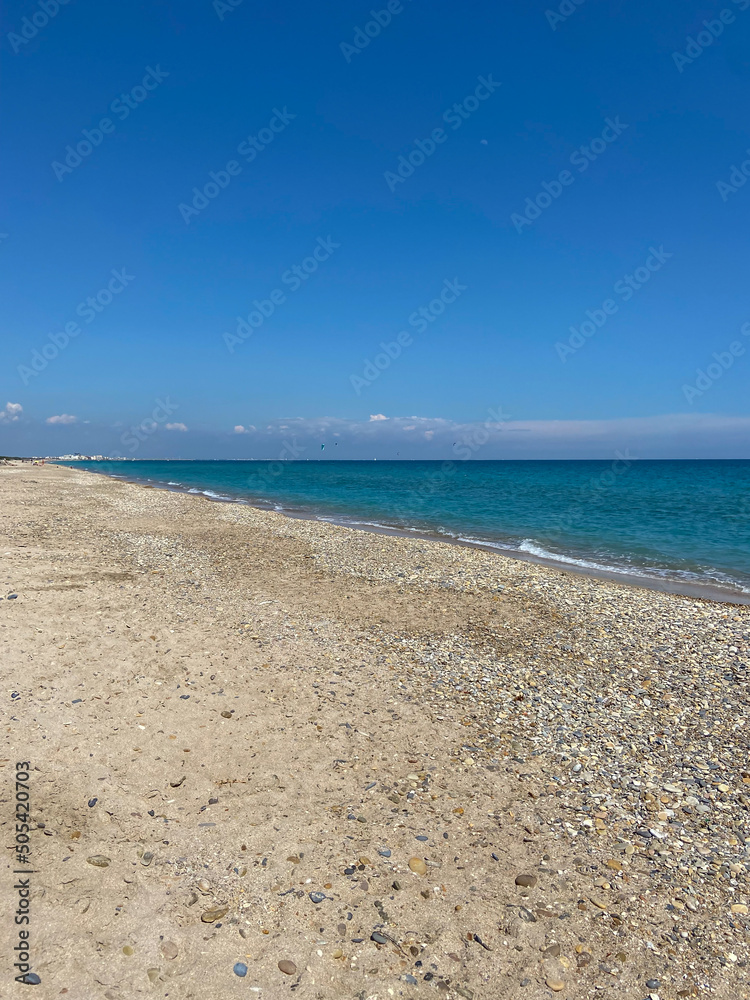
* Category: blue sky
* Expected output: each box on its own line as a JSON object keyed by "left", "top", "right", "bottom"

{"left": 2, "top": 0, "right": 750, "bottom": 458}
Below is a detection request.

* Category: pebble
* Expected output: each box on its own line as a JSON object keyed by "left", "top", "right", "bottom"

{"left": 546, "top": 979, "right": 565, "bottom": 992}
{"left": 201, "top": 906, "right": 228, "bottom": 922}
{"left": 409, "top": 857, "right": 427, "bottom": 875}
{"left": 515, "top": 874, "right": 538, "bottom": 888}
{"left": 141, "top": 851, "right": 154, "bottom": 867}
{"left": 22, "top": 973, "right": 41, "bottom": 984}
{"left": 372, "top": 932, "right": 388, "bottom": 944}
{"left": 645, "top": 980, "right": 661, "bottom": 990}
{"left": 221, "top": 711, "right": 232, "bottom": 718}
{"left": 416, "top": 835, "right": 428, "bottom": 841}
{"left": 309, "top": 891, "right": 326, "bottom": 904}
{"left": 8, "top": 593, "right": 18, "bottom": 599}
{"left": 233, "top": 962, "right": 248, "bottom": 978}
{"left": 88, "top": 798, "right": 97, "bottom": 808}
{"left": 160, "top": 941, "right": 178, "bottom": 960}
{"left": 378, "top": 848, "right": 391, "bottom": 857}
{"left": 86, "top": 855, "right": 111, "bottom": 867}
{"left": 278, "top": 960, "right": 297, "bottom": 976}
{"left": 147, "top": 969, "right": 160, "bottom": 984}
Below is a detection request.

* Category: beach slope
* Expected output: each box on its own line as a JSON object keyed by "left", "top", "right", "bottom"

{"left": 0, "top": 463, "right": 748, "bottom": 998}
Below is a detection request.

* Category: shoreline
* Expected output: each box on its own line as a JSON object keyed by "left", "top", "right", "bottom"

{"left": 1, "top": 462, "right": 748, "bottom": 997}
{"left": 56, "top": 460, "right": 750, "bottom": 607}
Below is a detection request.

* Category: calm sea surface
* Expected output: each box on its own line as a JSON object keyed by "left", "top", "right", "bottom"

{"left": 64, "top": 459, "right": 750, "bottom": 598}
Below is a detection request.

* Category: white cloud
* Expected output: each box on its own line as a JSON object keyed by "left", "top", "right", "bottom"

{"left": 239, "top": 412, "right": 750, "bottom": 459}
{"left": 46, "top": 414, "right": 77, "bottom": 425}
{"left": 369, "top": 413, "right": 388, "bottom": 421}
{"left": 166, "top": 422, "right": 188, "bottom": 432}
{"left": 0, "top": 402, "right": 22, "bottom": 422}
{"left": 234, "top": 425, "right": 249, "bottom": 434}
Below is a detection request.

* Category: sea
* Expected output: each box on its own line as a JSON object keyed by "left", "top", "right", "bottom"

{"left": 62, "top": 459, "right": 750, "bottom": 602}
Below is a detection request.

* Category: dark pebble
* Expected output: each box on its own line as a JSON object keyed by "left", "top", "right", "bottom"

{"left": 416, "top": 835, "right": 428, "bottom": 842}
{"left": 378, "top": 848, "right": 391, "bottom": 857}
{"left": 309, "top": 891, "right": 326, "bottom": 904}
{"left": 645, "top": 980, "right": 661, "bottom": 990}
{"left": 233, "top": 962, "right": 248, "bottom": 978}
{"left": 371, "top": 932, "right": 388, "bottom": 944}
{"left": 88, "top": 798, "right": 97, "bottom": 808}
{"left": 8, "top": 594, "right": 18, "bottom": 600}
{"left": 22, "top": 973, "right": 41, "bottom": 985}
{"left": 404, "top": 974, "right": 418, "bottom": 984}
{"left": 344, "top": 866, "right": 356, "bottom": 875}
{"left": 180, "top": 695, "right": 190, "bottom": 700}
{"left": 519, "top": 907, "right": 536, "bottom": 923}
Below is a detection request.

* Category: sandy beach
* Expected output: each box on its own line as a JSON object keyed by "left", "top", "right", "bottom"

{"left": 1, "top": 461, "right": 749, "bottom": 999}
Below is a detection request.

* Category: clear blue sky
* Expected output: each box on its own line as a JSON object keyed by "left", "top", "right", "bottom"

{"left": 2, "top": 0, "right": 750, "bottom": 458}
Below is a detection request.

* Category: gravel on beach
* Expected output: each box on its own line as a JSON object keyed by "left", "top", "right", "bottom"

{"left": 0, "top": 462, "right": 748, "bottom": 999}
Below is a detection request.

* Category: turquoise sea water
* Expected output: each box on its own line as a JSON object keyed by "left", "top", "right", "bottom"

{"left": 64, "top": 459, "right": 750, "bottom": 598}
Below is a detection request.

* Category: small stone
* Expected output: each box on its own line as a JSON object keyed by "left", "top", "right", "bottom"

{"left": 378, "top": 848, "right": 391, "bottom": 857}
{"left": 86, "top": 855, "right": 111, "bottom": 867}
{"left": 409, "top": 857, "right": 427, "bottom": 875}
{"left": 160, "top": 942, "right": 178, "bottom": 960}
{"left": 359, "top": 856, "right": 371, "bottom": 866}
{"left": 591, "top": 896, "right": 609, "bottom": 910}
{"left": 146, "top": 969, "right": 160, "bottom": 984}
{"left": 122, "top": 946, "right": 134, "bottom": 956}
{"left": 197, "top": 879, "right": 211, "bottom": 894}
{"left": 208, "top": 797, "right": 218, "bottom": 805}
{"left": 141, "top": 851, "right": 154, "bottom": 867}
{"left": 731, "top": 904, "right": 748, "bottom": 914}
{"left": 233, "top": 963, "right": 248, "bottom": 978}
{"left": 546, "top": 979, "right": 565, "bottom": 992}
{"left": 646, "top": 980, "right": 661, "bottom": 990}
{"left": 515, "top": 874, "right": 538, "bottom": 888}
{"left": 309, "top": 891, "right": 326, "bottom": 904}
{"left": 88, "top": 798, "right": 98, "bottom": 808}
{"left": 221, "top": 711, "right": 232, "bottom": 719}
{"left": 337, "top": 922, "right": 346, "bottom": 935}
{"left": 169, "top": 776, "right": 185, "bottom": 787}
{"left": 542, "top": 943, "right": 561, "bottom": 958}
{"left": 392, "top": 880, "right": 402, "bottom": 890}
{"left": 372, "top": 932, "right": 388, "bottom": 944}
{"left": 416, "top": 835, "right": 428, "bottom": 841}
{"left": 21, "top": 973, "right": 41, "bottom": 984}
{"left": 519, "top": 906, "right": 536, "bottom": 923}
{"left": 278, "top": 960, "right": 297, "bottom": 976}
{"left": 201, "top": 906, "right": 228, "bottom": 923}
